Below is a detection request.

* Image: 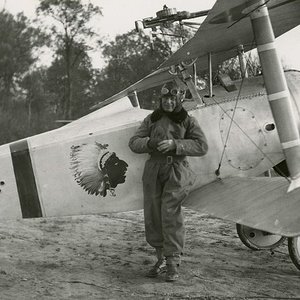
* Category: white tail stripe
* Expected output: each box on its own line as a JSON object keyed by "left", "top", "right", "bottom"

{"left": 257, "top": 42, "right": 275, "bottom": 52}
{"left": 268, "top": 90, "right": 289, "bottom": 101}
{"left": 281, "top": 139, "right": 300, "bottom": 149}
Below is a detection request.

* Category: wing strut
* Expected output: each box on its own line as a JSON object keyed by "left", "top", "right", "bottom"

{"left": 248, "top": 0, "right": 300, "bottom": 192}
{"left": 177, "top": 63, "right": 204, "bottom": 106}
{"left": 128, "top": 91, "right": 140, "bottom": 108}
{"left": 208, "top": 52, "right": 213, "bottom": 97}
{"left": 237, "top": 45, "right": 248, "bottom": 79}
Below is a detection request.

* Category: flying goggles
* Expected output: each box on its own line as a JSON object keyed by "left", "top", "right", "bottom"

{"left": 161, "top": 87, "right": 185, "bottom": 96}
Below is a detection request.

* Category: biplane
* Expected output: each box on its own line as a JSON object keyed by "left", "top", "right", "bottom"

{"left": 3, "top": 0, "right": 300, "bottom": 271}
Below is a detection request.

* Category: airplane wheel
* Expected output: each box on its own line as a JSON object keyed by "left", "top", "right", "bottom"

{"left": 236, "top": 224, "right": 286, "bottom": 250}
{"left": 288, "top": 236, "right": 300, "bottom": 271}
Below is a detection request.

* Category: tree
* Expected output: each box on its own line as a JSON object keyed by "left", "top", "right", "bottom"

{"left": 0, "top": 10, "right": 44, "bottom": 109}
{"left": 37, "top": 0, "right": 102, "bottom": 119}
{"left": 20, "top": 69, "right": 57, "bottom": 131}
{"left": 97, "top": 29, "right": 185, "bottom": 109}
{"left": 216, "top": 51, "right": 262, "bottom": 83}
{"left": 45, "top": 47, "right": 97, "bottom": 119}
{"left": 245, "top": 51, "right": 262, "bottom": 77}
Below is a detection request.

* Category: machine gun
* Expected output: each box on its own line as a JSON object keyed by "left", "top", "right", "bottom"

{"left": 135, "top": 5, "right": 209, "bottom": 36}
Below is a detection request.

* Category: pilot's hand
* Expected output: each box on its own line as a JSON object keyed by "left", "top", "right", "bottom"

{"left": 157, "top": 140, "right": 176, "bottom": 153}
{"left": 147, "top": 138, "right": 161, "bottom": 150}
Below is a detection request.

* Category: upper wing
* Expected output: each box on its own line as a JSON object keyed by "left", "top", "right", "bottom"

{"left": 93, "top": 0, "right": 300, "bottom": 109}
{"left": 184, "top": 176, "right": 300, "bottom": 237}
{"left": 161, "top": 0, "right": 300, "bottom": 69}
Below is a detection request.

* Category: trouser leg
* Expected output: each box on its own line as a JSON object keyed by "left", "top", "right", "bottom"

{"left": 143, "top": 169, "right": 167, "bottom": 278}
{"left": 162, "top": 167, "right": 189, "bottom": 282}
{"left": 161, "top": 189, "right": 185, "bottom": 258}
{"left": 143, "top": 170, "right": 164, "bottom": 248}
{"left": 161, "top": 163, "right": 195, "bottom": 258}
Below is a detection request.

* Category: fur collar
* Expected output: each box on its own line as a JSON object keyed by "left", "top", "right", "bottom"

{"left": 150, "top": 108, "right": 188, "bottom": 124}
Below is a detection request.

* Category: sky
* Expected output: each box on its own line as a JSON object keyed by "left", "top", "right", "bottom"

{"left": 1, "top": 0, "right": 300, "bottom": 70}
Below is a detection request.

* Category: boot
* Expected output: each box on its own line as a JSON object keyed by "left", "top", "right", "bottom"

{"left": 165, "top": 256, "right": 180, "bottom": 282}
{"left": 146, "top": 248, "right": 166, "bottom": 278}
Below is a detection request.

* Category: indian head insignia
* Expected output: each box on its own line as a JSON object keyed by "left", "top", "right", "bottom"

{"left": 70, "top": 142, "right": 128, "bottom": 197}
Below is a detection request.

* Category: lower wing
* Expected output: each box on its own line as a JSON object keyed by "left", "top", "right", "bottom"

{"left": 184, "top": 177, "right": 300, "bottom": 237}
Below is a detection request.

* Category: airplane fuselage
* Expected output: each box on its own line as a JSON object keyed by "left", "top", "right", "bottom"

{"left": 1, "top": 70, "right": 299, "bottom": 220}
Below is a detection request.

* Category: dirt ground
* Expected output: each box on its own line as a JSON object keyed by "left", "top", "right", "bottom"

{"left": 0, "top": 209, "right": 299, "bottom": 300}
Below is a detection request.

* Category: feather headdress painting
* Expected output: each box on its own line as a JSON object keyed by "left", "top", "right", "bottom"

{"left": 70, "top": 142, "right": 128, "bottom": 197}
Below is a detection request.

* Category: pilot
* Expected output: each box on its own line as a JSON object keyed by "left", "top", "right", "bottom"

{"left": 128, "top": 80, "right": 208, "bottom": 282}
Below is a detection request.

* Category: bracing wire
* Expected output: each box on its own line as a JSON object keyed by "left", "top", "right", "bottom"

{"left": 214, "top": 39, "right": 254, "bottom": 176}
{"left": 215, "top": 75, "right": 246, "bottom": 176}
{"left": 211, "top": 95, "right": 290, "bottom": 181}
{"left": 213, "top": 39, "right": 290, "bottom": 181}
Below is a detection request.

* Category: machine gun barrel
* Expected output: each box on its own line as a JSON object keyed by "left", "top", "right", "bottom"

{"left": 140, "top": 9, "right": 210, "bottom": 29}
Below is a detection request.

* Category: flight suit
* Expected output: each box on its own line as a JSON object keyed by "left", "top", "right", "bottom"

{"left": 129, "top": 112, "right": 208, "bottom": 260}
